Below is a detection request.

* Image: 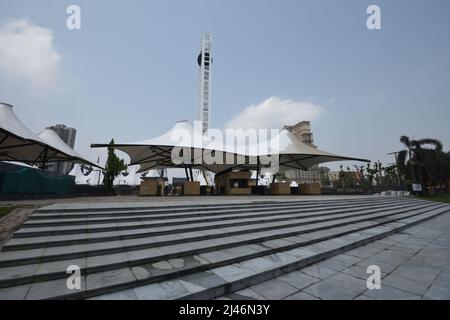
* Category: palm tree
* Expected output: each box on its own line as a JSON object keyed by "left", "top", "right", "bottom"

{"left": 398, "top": 135, "right": 416, "bottom": 182}
{"left": 397, "top": 135, "right": 445, "bottom": 192}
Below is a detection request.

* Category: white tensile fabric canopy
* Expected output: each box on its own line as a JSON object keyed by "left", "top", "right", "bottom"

{"left": 37, "top": 129, "right": 101, "bottom": 169}
{"left": 91, "top": 120, "right": 369, "bottom": 174}
{"left": 0, "top": 102, "right": 50, "bottom": 163}
{"left": 257, "top": 129, "right": 369, "bottom": 173}
{"left": 93, "top": 121, "right": 237, "bottom": 173}
{"left": 0, "top": 102, "right": 102, "bottom": 169}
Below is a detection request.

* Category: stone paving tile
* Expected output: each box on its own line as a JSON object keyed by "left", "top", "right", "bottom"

{"left": 43, "top": 244, "right": 89, "bottom": 257}
{"left": 436, "top": 269, "right": 450, "bottom": 285}
{"left": 262, "top": 239, "right": 295, "bottom": 249}
{"left": 26, "top": 277, "right": 86, "bottom": 299}
{"left": 363, "top": 241, "right": 394, "bottom": 251}
{"left": 398, "top": 259, "right": 442, "bottom": 275}
{"left": 86, "top": 240, "right": 123, "bottom": 252}
{"left": 342, "top": 265, "right": 371, "bottom": 280}
{"left": 423, "top": 282, "right": 450, "bottom": 300}
{"left": 86, "top": 268, "right": 136, "bottom": 290}
{"left": 389, "top": 269, "right": 438, "bottom": 288}
{"left": 383, "top": 245, "right": 420, "bottom": 258}
{"left": 324, "top": 273, "right": 367, "bottom": 293}
{"left": 356, "top": 259, "right": 399, "bottom": 275}
{"left": 354, "top": 294, "right": 376, "bottom": 300}
{"left": 222, "top": 244, "right": 266, "bottom": 256}
{"left": 233, "top": 288, "right": 267, "bottom": 300}
{"left": 382, "top": 274, "right": 432, "bottom": 296}
{"left": 89, "top": 289, "right": 138, "bottom": 300}
{"left": 133, "top": 279, "right": 195, "bottom": 299}
{"left": 362, "top": 285, "right": 422, "bottom": 300}
{"left": 126, "top": 247, "right": 165, "bottom": 261}
{"left": 86, "top": 252, "right": 129, "bottom": 268}
{"left": 328, "top": 253, "right": 362, "bottom": 266}
{"left": 0, "top": 247, "right": 46, "bottom": 262}
{"left": 211, "top": 264, "right": 254, "bottom": 283}
{"left": 250, "top": 278, "right": 298, "bottom": 299}
{"left": 198, "top": 250, "right": 234, "bottom": 264}
{"left": 408, "top": 254, "right": 449, "bottom": 268}
{"left": 301, "top": 265, "right": 338, "bottom": 280}
{"left": 276, "top": 270, "right": 321, "bottom": 290}
{"left": 35, "top": 257, "right": 87, "bottom": 276}
{"left": 283, "top": 291, "right": 319, "bottom": 300}
{"left": 362, "top": 250, "right": 409, "bottom": 266}
{"left": 316, "top": 257, "right": 356, "bottom": 272}
{"left": 178, "top": 270, "right": 226, "bottom": 289}
{"left": 0, "top": 263, "right": 40, "bottom": 281}
{"left": 383, "top": 233, "right": 411, "bottom": 243}
{"left": 345, "top": 246, "right": 383, "bottom": 259}
{"left": 0, "top": 283, "right": 31, "bottom": 300}
{"left": 237, "top": 256, "right": 281, "bottom": 273}
{"left": 303, "top": 281, "right": 361, "bottom": 300}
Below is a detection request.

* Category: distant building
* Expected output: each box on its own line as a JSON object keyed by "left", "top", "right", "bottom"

{"left": 283, "top": 121, "right": 330, "bottom": 184}
{"left": 283, "top": 121, "right": 316, "bottom": 147}
{"left": 46, "top": 124, "right": 77, "bottom": 175}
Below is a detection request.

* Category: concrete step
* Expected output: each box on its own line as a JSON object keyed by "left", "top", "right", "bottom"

{"left": 32, "top": 196, "right": 392, "bottom": 214}
{"left": 7, "top": 199, "right": 416, "bottom": 249}
{"left": 0, "top": 202, "right": 433, "bottom": 266}
{"left": 30, "top": 197, "right": 399, "bottom": 220}
{"left": 25, "top": 197, "right": 407, "bottom": 224}
{"left": 0, "top": 202, "right": 447, "bottom": 300}
{"left": 0, "top": 202, "right": 446, "bottom": 293}
{"left": 12, "top": 199, "right": 418, "bottom": 238}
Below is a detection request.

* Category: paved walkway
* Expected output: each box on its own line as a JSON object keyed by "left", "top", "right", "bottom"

{"left": 222, "top": 212, "right": 450, "bottom": 300}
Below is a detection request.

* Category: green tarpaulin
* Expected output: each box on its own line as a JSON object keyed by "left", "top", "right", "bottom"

{"left": 0, "top": 168, "right": 74, "bottom": 195}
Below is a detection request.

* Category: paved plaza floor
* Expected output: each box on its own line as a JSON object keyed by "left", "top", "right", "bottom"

{"left": 221, "top": 212, "right": 450, "bottom": 300}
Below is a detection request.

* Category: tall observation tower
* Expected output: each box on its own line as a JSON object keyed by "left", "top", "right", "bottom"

{"left": 197, "top": 34, "right": 212, "bottom": 134}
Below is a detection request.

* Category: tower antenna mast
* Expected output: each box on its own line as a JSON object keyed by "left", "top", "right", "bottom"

{"left": 197, "top": 34, "right": 212, "bottom": 134}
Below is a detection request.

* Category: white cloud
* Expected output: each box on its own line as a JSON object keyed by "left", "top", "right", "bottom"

{"left": 226, "top": 96, "right": 323, "bottom": 130}
{"left": 0, "top": 20, "right": 60, "bottom": 94}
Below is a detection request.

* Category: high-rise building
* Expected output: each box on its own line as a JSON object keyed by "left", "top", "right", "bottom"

{"left": 283, "top": 121, "right": 316, "bottom": 147}
{"left": 283, "top": 121, "right": 330, "bottom": 184}
{"left": 46, "top": 124, "right": 77, "bottom": 175}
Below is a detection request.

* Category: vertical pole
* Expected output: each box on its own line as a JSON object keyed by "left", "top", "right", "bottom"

{"left": 41, "top": 147, "right": 48, "bottom": 170}
{"left": 393, "top": 152, "right": 401, "bottom": 186}
{"left": 189, "top": 166, "right": 194, "bottom": 182}
{"left": 255, "top": 158, "right": 260, "bottom": 187}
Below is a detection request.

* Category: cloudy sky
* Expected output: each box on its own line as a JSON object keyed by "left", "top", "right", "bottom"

{"left": 0, "top": 0, "right": 449, "bottom": 171}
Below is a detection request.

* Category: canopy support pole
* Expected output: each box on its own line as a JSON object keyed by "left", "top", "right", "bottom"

{"left": 184, "top": 167, "right": 190, "bottom": 181}
{"left": 40, "top": 146, "right": 48, "bottom": 170}
{"left": 272, "top": 174, "right": 276, "bottom": 184}
{"left": 189, "top": 166, "right": 194, "bottom": 182}
{"left": 256, "top": 158, "right": 260, "bottom": 187}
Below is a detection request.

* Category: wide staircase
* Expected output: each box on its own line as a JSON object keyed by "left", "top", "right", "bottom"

{"left": 0, "top": 196, "right": 448, "bottom": 299}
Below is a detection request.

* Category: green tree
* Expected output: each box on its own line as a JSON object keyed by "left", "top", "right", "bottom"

{"left": 397, "top": 135, "right": 447, "bottom": 192}
{"left": 366, "top": 162, "right": 377, "bottom": 186}
{"left": 103, "top": 139, "right": 127, "bottom": 192}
